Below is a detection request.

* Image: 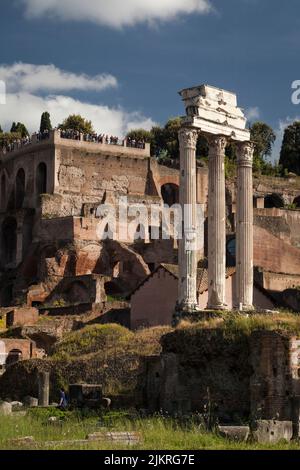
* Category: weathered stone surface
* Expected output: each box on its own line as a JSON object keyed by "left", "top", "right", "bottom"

{"left": 218, "top": 425, "right": 250, "bottom": 441}
{"left": 23, "top": 396, "right": 38, "bottom": 407}
{"left": 38, "top": 371, "right": 50, "bottom": 407}
{"left": 9, "top": 436, "right": 35, "bottom": 446}
{"left": 252, "top": 420, "right": 293, "bottom": 444}
{"left": 87, "top": 431, "right": 141, "bottom": 445}
{"left": 0, "top": 401, "right": 12, "bottom": 415}
{"left": 11, "top": 401, "right": 23, "bottom": 410}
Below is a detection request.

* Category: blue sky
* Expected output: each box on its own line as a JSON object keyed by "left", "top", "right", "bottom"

{"left": 1, "top": 0, "right": 300, "bottom": 160}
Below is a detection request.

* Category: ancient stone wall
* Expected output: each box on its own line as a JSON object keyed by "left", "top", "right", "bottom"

{"left": 254, "top": 226, "right": 300, "bottom": 275}
{"left": 143, "top": 329, "right": 300, "bottom": 422}
{"left": 144, "top": 329, "right": 252, "bottom": 420}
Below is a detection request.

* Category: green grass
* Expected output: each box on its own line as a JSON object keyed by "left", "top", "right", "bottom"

{"left": 52, "top": 324, "right": 171, "bottom": 361}
{"left": 178, "top": 311, "right": 300, "bottom": 338}
{"left": 0, "top": 412, "right": 300, "bottom": 450}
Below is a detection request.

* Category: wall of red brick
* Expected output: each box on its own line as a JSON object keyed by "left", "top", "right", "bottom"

{"left": 254, "top": 226, "right": 300, "bottom": 275}
{"left": 0, "top": 338, "right": 36, "bottom": 360}
{"left": 6, "top": 307, "right": 39, "bottom": 328}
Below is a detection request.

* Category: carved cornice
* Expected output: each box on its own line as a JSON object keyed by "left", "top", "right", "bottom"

{"left": 178, "top": 128, "right": 198, "bottom": 150}
{"left": 237, "top": 141, "right": 254, "bottom": 167}
{"left": 207, "top": 135, "right": 227, "bottom": 155}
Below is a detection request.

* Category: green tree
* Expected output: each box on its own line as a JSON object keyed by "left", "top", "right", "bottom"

{"left": 40, "top": 112, "right": 52, "bottom": 133}
{"left": 10, "top": 122, "right": 29, "bottom": 137}
{"left": 0, "top": 125, "right": 2, "bottom": 134}
{"left": 163, "top": 117, "right": 182, "bottom": 159}
{"left": 59, "top": 114, "right": 94, "bottom": 134}
{"left": 279, "top": 121, "right": 300, "bottom": 175}
{"left": 250, "top": 122, "right": 276, "bottom": 159}
{"left": 0, "top": 131, "right": 22, "bottom": 147}
{"left": 126, "top": 128, "right": 152, "bottom": 144}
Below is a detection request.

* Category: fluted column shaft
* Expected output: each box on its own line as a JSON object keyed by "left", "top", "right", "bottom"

{"left": 178, "top": 128, "right": 198, "bottom": 311}
{"left": 207, "top": 136, "right": 227, "bottom": 309}
{"left": 236, "top": 142, "right": 254, "bottom": 310}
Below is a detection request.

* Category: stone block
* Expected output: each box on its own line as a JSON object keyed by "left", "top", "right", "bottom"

{"left": 11, "top": 401, "right": 23, "bottom": 411}
{"left": 10, "top": 436, "right": 35, "bottom": 446}
{"left": 218, "top": 425, "right": 250, "bottom": 441}
{"left": 87, "top": 432, "right": 141, "bottom": 445}
{"left": 252, "top": 420, "right": 293, "bottom": 444}
{"left": 0, "top": 401, "right": 12, "bottom": 415}
{"left": 24, "top": 396, "right": 38, "bottom": 408}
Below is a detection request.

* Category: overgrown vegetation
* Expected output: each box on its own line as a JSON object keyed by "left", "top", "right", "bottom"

{"left": 0, "top": 412, "right": 300, "bottom": 450}
{"left": 178, "top": 311, "right": 300, "bottom": 337}
{"left": 52, "top": 324, "right": 171, "bottom": 361}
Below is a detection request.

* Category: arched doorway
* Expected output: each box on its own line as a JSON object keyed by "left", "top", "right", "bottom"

{"left": 22, "top": 213, "right": 34, "bottom": 260}
{"left": 5, "top": 349, "right": 23, "bottom": 367}
{"left": 1, "top": 173, "right": 6, "bottom": 211}
{"left": 15, "top": 168, "right": 25, "bottom": 209}
{"left": 264, "top": 193, "right": 285, "bottom": 209}
{"left": 293, "top": 196, "right": 300, "bottom": 208}
{"left": 36, "top": 162, "right": 47, "bottom": 195}
{"left": 2, "top": 217, "right": 17, "bottom": 264}
{"left": 161, "top": 184, "right": 179, "bottom": 206}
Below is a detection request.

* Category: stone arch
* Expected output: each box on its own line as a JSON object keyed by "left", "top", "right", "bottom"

{"left": 264, "top": 193, "right": 285, "bottom": 209}
{"left": 161, "top": 183, "right": 179, "bottom": 206}
{"left": 15, "top": 168, "right": 25, "bottom": 209}
{"left": 2, "top": 217, "right": 17, "bottom": 264}
{"left": 36, "top": 162, "right": 47, "bottom": 195}
{"left": 5, "top": 349, "right": 23, "bottom": 367}
{"left": 22, "top": 212, "right": 34, "bottom": 259}
{"left": 1, "top": 172, "right": 7, "bottom": 211}
{"left": 293, "top": 196, "right": 300, "bottom": 208}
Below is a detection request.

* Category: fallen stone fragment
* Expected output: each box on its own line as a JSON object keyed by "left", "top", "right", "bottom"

{"left": 87, "top": 431, "right": 141, "bottom": 445}
{"left": 9, "top": 436, "right": 35, "bottom": 446}
{"left": 252, "top": 420, "right": 293, "bottom": 444}
{"left": 0, "top": 402, "right": 12, "bottom": 415}
{"left": 218, "top": 425, "right": 250, "bottom": 441}
{"left": 23, "top": 396, "right": 38, "bottom": 407}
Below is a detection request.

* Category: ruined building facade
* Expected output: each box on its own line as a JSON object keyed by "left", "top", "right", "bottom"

{"left": 1, "top": 126, "right": 300, "bottom": 329}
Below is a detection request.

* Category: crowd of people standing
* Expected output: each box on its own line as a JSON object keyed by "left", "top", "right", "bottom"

{"left": 59, "top": 129, "right": 146, "bottom": 149}
{"left": 1, "top": 127, "right": 147, "bottom": 155}
{"left": 1, "top": 135, "right": 31, "bottom": 153}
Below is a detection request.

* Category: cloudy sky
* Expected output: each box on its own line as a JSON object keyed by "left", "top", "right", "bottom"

{"left": 1, "top": 0, "right": 300, "bottom": 159}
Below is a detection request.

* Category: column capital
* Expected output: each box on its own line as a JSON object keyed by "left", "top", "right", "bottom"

{"left": 207, "top": 135, "right": 227, "bottom": 154}
{"left": 178, "top": 127, "right": 198, "bottom": 150}
{"left": 237, "top": 141, "right": 255, "bottom": 167}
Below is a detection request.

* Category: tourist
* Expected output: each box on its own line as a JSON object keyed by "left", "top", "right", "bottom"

{"left": 59, "top": 388, "right": 68, "bottom": 410}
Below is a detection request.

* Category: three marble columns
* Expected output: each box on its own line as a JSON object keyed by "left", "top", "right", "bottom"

{"left": 178, "top": 127, "right": 254, "bottom": 312}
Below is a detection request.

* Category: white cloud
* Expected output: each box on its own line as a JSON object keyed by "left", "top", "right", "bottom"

{"left": 245, "top": 106, "right": 260, "bottom": 121}
{"left": 0, "top": 62, "right": 155, "bottom": 136}
{"left": 0, "top": 63, "right": 117, "bottom": 93}
{"left": 0, "top": 92, "right": 156, "bottom": 136}
{"left": 20, "top": 0, "right": 212, "bottom": 28}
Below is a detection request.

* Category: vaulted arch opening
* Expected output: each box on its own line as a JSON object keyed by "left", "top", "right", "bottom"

{"left": 36, "top": 162, "right": 47, "bottom": 195}
{"left": 2, "top": 217, "right": 17, "bottom": 264}
{"left": 15, "top": 168, "right": 25, "bottom": 209}
{"left": 161, "top": 183, "right": 179, "bottom": 206}
{"left": 1, "top": 173, "right": 7, "bottom": 211}
{"left": 264, "top": 193, "right": 285, "bottom": 209}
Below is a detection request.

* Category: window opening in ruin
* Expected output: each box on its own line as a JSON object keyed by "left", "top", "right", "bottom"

{"left": 15, "top": 168, "right": 25, "bottom": 209}
{"left": 36, "top": 162, "right": 47, "bottom": 195}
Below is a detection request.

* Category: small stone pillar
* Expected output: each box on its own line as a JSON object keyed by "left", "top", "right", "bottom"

{"left": 207, "top": 135, "right": 227, "bottom": 310}
{"left": 236, "top": 142, "right": 254, "bottom": 310}
{"left": 38, "top": 371, "right": 50, "bottom": 407}
{"left": 177, "top": 127, "right": 199, "bottom": 313}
